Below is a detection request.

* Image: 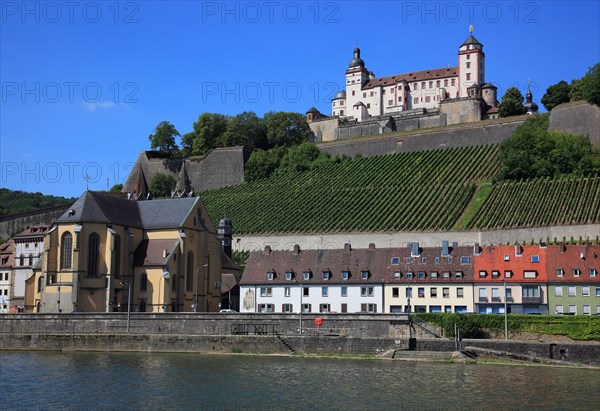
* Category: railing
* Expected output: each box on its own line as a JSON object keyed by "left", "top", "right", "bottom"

{"left": 231, "top": 323, "right": 279, "bottom": 335}
{"left": 478, "top": 297, "right": 488, "bottom": 302}
{"left": 522, "top": 296, "right": 542, "bottom": 304}
{"left": 491, "top": 297, "right": 501, "bottom": 302}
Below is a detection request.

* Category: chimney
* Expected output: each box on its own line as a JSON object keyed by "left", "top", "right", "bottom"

{"left": 293, "top": 244, "right": 300, "bottom": 254}
{"left": 162, "top": 249, "right": 168, "bottom": 258}
{"left": 344, "top": 243, "right": 352, "bottom": 252}
{"left": 560, "top": 243, "right": 566, "bottom": 253}
{"left": 473, "top": 243, "right": 481, "bottom": 256}
{"left": 368, "top": 243, "right": 376, "bottom": 250}
{"left": 264, "top": 245, "right": 272, "bottom": 254}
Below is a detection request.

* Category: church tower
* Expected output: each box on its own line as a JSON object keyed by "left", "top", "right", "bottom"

{"left": 458, "top": 26, "right": 485, "bottom": 98}
{"left": 345, "top": 47, "right": 370, "bottom": 119}
{"left": 216, "top": 215, "right": 233, "bottom": 258}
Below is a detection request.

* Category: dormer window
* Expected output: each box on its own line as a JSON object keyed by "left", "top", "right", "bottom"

{"left": 342, "top": 271, "right": 350, "bottom": 280}
{"left": 504, "top": 270, "right": 513, "bottom": 278}
{"left": 573, "top": 269, "right": 581, "bottom": 277}
{"left": 524, "top": 271, "right": 537, "bottom": 279}
{"left": 285, "top": 271, "right": 293, "bottom": 281}
{"left": 393, "top": 271, "right": 401, "bottom": 279}
{"left": 361, "top": 270, "right": 369, "bottom": 280}
{"left": 556, "top": 268, "right": 564, "bottom": 277}
{"left": 391, "top": 257, "right": 400, "bottom": 265}
{"left": 406, "top": 272, "right": 414, "bottom": 279}
{"left": 442, "top": 271, "right": 451, "bottom": 279}
{"left": 322, "top": 271, "right": 331, "bottom": 281}
{"left": 267, "top": 271, "right": 275, "bottom": 281}
{"left": 479, "top": 270, "right": 487, "bottom": 278}
{"left": 434, "top": 257, "right": 440, "bottom": 264}
{"left": 504, "top": 255, "right": 510, "bottom": 261}
{"left": 492, "top": 270, "right": 500, "bottom": 278}
{"left": 421, "top": 257, "right": 427, "bottom": 263}
{"left": 405, "top": 257, "right": 411, "bottom": 264}
{"left": 303, "top": 271, "right": 311, "bottom": 281}
{"left": 455, "top": 272, "right": 464, "bottom": 278}
{"left": 430, "top": 271, "right": 438, "bottom": 279}
{"left": 418, "top": 271, "right": 426, "bottom": 279}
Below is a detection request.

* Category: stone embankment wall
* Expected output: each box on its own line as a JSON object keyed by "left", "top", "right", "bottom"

{"left": 233, "top": 224, "right": 600, "bottom": 252}
{"left": 2, "top": 314, "right": 599, "bottom": 365}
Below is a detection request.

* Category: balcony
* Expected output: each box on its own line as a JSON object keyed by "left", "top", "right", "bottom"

{"left": 522, "top": 296, "right": 542, "bottom": 304}
{"left": 478, "top": 297, "right": 488, "bottom": 302}
{"left": 506, "top": 297, "right": 514, "bottom": 303}
{"left": 491, "top": 297, "right": 501, "bottom": 302}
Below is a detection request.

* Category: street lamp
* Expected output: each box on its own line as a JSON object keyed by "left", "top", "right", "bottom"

{"left": 120, "top": 281, "right": 132, "bottom": 334}
{"left": 194, "top": 263, "right": 209, "bottom": 312}
{"left": 503, "top": 280, "right": 508, "bottom": 340}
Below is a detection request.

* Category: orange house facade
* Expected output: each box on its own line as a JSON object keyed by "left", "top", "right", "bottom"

{"left": 474, "top": 245, "right": 549, "bottom": 314}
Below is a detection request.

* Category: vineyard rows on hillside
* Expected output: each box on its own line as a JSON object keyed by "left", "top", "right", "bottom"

{"left": 468, "top": 176, "right": 600, "bottom": 230}
{"left": 201, "top": 145, "right": 500, "bottom": 234}
{"left": 201, "top": 144, "right": 600, "bottom": 235}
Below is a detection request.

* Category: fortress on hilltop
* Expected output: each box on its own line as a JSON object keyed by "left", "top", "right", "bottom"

{"left": 307, "top": 27, "right": 507, "bottom": 142}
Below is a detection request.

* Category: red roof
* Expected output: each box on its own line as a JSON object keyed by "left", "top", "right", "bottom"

{"left": 545, "top": 244, "right": 600, "bottom": 283}
{"left": 363, "top": 66, "right": 459, "bottom": 90}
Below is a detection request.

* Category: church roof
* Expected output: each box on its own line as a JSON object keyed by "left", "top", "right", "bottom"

{"left": 130, "top": 165, "right": 149, "bottom": 200}
{"left": 56, "top": 191, "right": 199, "bottom": 230}
{"left": 134, "top": 238, "right": 179, "bottom": 267}
{"left": 362, "top": 66, "right": 459, "bottom": 90}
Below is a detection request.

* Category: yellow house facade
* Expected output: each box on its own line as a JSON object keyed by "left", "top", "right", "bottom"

{"left": 37, "top": 191, "right": 226, "bottom": 313}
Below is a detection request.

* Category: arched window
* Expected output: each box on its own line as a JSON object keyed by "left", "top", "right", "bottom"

{"left": 60, "top": 233, "right": 72, "bottom": 270}
{"left": 28, "top": 254, "right": 34, "bottom": 266}
{"left": 186, "top": 252, "right": 194, "bottom": 292}
{"left": 138, "top": 300, "right": 146, "bottom": 312}
{"left": 140, "top": 273, "right": 148, "bottom": 292}
{"left": 111, "top": 235, "right": 121, "bottom": 278}
{"left": 87, "top": 233, "right": 100, "bottom": 277}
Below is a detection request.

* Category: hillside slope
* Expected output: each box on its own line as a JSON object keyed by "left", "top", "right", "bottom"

{"left": 200, "top": 144, "right": 600, "bottom": 235}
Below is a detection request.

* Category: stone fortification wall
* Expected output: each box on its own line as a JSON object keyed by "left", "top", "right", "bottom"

{"left": 319, "top": 116, "right": 525, "bottom": 158}
{"left": 0, "top": 205, "right": 70, "bottom": 239}
{"left": 549, "top": 101, "right": 600, "bottom": 146}
{"left": 232, "top": 224, "right": 600, "bottom": 252}
{"left": 122, "top": 147, "right": 247, "bottom": 194}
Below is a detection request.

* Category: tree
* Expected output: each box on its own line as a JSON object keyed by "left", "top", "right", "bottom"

{"left": 148, "top": 121, "right": 180, "bottom": 156}
{"left": 541, "top": 80, "right": 571, "bottom": 111}
{"left": 244, "top": 146, "right": 288, "bottom": 181}
{"left": 498, "top": 87, "right": 526, "bottom": 118}
{"left": 180, "top": 132, "right": 195, "bottom": 158}
{"left": 150, "top": 173, "right": 176, "bottom": 198}
{"left": 192, "top": 113, "right": 229, "bottom": 155}
{"left": 109, "top": 183, "right": 123, "bottom": 192}
{"left": 219, "top": 112, "right": 267, "bottom": 151}
{"left": 277, "top": 142, "right": 330, "bottom": 175}
{"left": 568, "top": 79, "right": 584, "bottom": 101}
{"left": 263, "top": 111, "right": 312, "bottom": 147}
{"left": 578, "top": 62, "right": 600, "bottom": 106}
{"left": 499, "top": 113, "right": 599, "bottom": 180}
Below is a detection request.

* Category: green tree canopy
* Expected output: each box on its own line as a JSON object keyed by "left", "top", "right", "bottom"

{"left": 149, "top": 121, "right": 180, "bottom": 156}
{"left": 579, "top": 62, "right": 600, "bottom": 105}
{"left": 264, "top": 111, "right": 312, "bottom": 147}
{"left": 499, "top": 113, "right": 599, "bottom": 180}
{"left": 220, "top": 111, "right": 267, "bottom": 151}
{"left": 150, "top": 173, "right": 176, "bottom": 198}
{"left": 192, "top": 113, "right": 230, "bottom": 155}
{"left": 499, "top": 87, "right": 526, "bottom": 118}
{"left": 180, "top": 132, "right": 195, "bottom": 158}
{"left": 541, "top": 80, "right": 571, "bottom": 111}
{"left": 277, "top": 142, "right": 330, "bottom": 175}
{"left": 244, "top": 146, "right": 288, "bottom": 182}
{"left": 109, "top": 183, "right": 123, "bottom": 193}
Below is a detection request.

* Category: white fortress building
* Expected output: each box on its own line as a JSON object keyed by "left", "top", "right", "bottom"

{"left": 307, "top": 28, "right": 500, "bottom": 141}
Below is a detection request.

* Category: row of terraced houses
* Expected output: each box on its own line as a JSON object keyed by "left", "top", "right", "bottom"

{"left": 240, "top": 242, "right": 600, "bottom": 316}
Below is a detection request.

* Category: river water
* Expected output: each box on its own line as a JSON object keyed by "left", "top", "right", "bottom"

{"left": 0, "top": 351, "right": 598, "bottom": 410}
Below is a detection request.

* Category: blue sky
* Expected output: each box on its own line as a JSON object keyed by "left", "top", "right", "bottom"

{"left": 1, "top": 0, "right": 599, "bottom": 198}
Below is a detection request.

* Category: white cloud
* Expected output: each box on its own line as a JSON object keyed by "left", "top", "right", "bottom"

{"left": 81, "top": 101, "right": 118, "bottom": 111}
